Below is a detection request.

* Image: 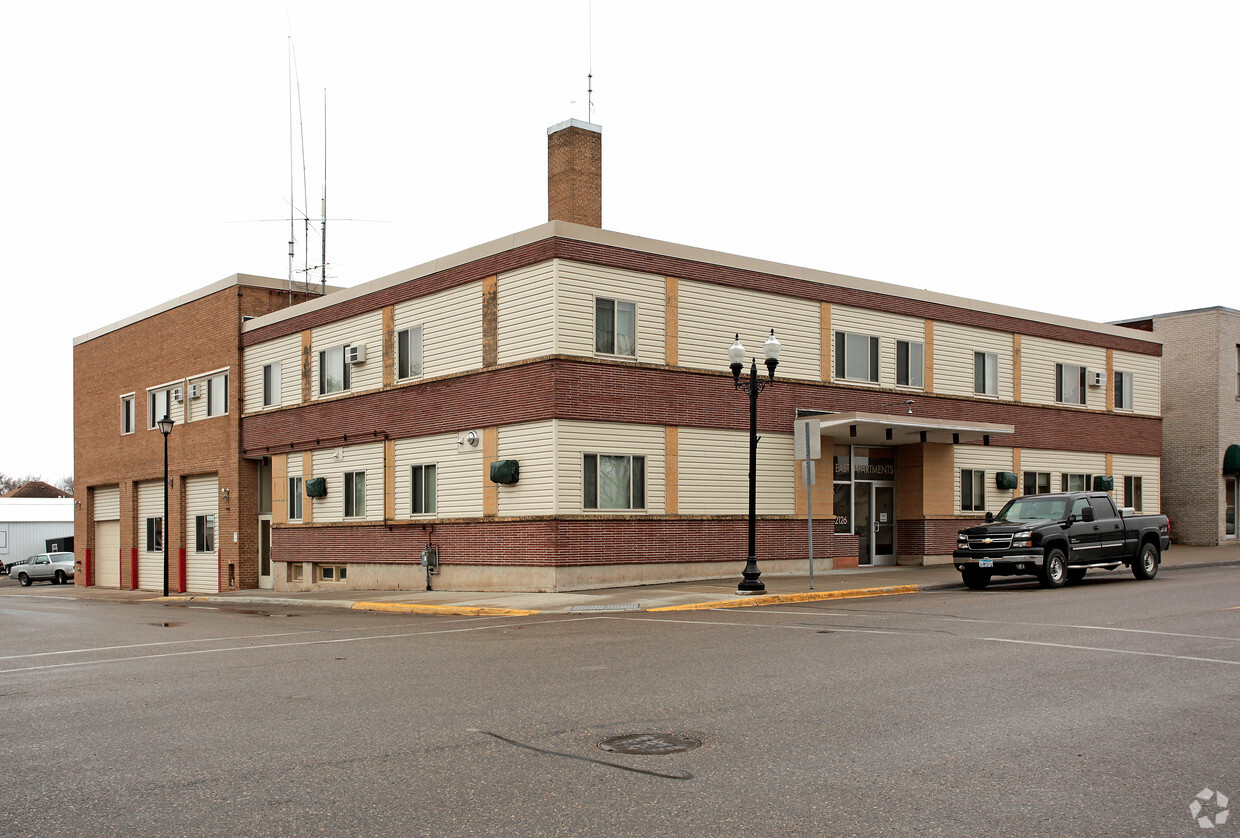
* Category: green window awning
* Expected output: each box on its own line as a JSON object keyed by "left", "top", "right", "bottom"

{"left": 1225, "top": 445, "right": 1240, "bottom": 475}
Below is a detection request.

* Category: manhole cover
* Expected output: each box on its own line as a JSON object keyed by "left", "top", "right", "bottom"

{"left": 597, "top": 733, "right": 701, "bottom": 755}
{"left": 568, "top": 603, "right": 641, "bottom": 612}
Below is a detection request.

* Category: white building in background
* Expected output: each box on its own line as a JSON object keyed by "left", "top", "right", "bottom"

{"left": 0, "top": 498, "right": 75, "bottom": 564}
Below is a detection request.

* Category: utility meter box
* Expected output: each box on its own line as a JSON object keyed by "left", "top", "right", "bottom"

{"left": 305, "top": 477, "right": 328, "bottom": 498}
{"left": 420, "top": 545, "right": 439, "bottom": 573}
{"left": 490, "top": 459, "right": 520, "bottom": 485}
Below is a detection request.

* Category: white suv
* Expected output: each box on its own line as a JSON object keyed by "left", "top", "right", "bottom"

{"left": 11, "top": 552, "right": 75, "bottom": 586}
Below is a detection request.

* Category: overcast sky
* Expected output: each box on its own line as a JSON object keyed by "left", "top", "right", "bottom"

{"left": 4, "top": 1, "right": 1236, "bottom": 481}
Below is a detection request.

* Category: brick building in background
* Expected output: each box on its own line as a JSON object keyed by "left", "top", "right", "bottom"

{"left": 73, "top": 276, "right": 319, "bottom": 591}
{"left": 1118, "top": 307, "right": 1240, "bottom": 545}
{"left": 74, "top": 119, "right": 1165, "bottom": 594}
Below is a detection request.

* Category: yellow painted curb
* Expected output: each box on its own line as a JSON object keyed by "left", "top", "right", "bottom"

{"left": 352, "top": 601, "right": 541, "bottom": 617}
{"left": 646, "top": 584, "right": 921, "bottom": 611}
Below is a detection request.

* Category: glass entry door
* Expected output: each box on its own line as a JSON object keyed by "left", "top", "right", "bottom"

{"left": 258, "top": 516, "right": 273, "bottom": 589}
{"left": 856, "top": 482, "right": 897, "bottom": 566}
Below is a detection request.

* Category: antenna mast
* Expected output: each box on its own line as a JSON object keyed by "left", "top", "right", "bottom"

{"left": 587, "top": 0, "right": 594, "bottom": 121}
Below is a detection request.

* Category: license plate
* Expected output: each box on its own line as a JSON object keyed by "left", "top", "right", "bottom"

{"left": 979, "top": 559, "right": 993, "bottom": 568}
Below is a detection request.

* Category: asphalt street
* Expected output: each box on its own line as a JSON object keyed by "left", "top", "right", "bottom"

{"left": 1, "top": 565, "right": 1237, "bottom": 837}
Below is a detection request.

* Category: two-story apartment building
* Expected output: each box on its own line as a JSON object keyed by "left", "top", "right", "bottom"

{"left": 75, "top": 119, "right": 1163, "bottom": 593}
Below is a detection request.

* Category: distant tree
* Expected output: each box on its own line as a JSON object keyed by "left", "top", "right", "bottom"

{"left": 56, "top": 476, "right": 74, "bottom": 496}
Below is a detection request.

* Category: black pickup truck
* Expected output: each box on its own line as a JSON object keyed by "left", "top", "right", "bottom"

{"left": 952, "top": 491, "right": 1171, "bottom": 590}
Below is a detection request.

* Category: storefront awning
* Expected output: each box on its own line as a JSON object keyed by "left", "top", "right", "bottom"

{"left": 1224, "top": 444, "right": 1240, "bottom": 475}
{"left": 808, "top": 411, "right": 1015, "bottom": 446}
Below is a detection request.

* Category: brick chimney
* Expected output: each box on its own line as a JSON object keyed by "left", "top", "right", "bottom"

{"left": 547, "top": 119, "right": 602, "bottom": 227}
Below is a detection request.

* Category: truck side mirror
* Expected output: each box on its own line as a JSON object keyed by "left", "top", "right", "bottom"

{"left": 985, "top": 512, "right": 994, "bottom": 523}
{"left": 1081, "top": 506, "right": 1094, "bottom": 522}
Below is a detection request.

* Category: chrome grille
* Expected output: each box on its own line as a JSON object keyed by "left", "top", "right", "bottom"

{"left": 966, "top": 534, "right": 1014, "bottom": 551}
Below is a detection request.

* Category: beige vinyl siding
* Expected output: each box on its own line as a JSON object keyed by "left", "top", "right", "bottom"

{"left": 932, "top": 322, "right": 1014, "bottom": 400}
{"left": 830, "top": 305, "right": 926, "bottom": 389}
{"left": 311, "top": 310, "right": 384, "bottom": 399}
{"left": 1019, "top": 449, "right": 1108, "bottom": 492}
{"left": 393, "top": 432, "right": 485, "bottom": 519}
{"left": 556, "top": 420, "right": 667, "bottom": 514}
{"left": 94, "top": 486, "right": 120, "bottom": 520}
{"left": 492, "top": 421, "right": 557, "bottom": 517}
{"left": 954, "top": 445, "right": 1016, "bottom": 516}
{"left": 184, "top": 475, "right": 218, "bottom": 593}
{"left": 676, "top": 278, "right": 820, "bottom": 381}
{"left": 285, "top": 452, "right": 302, "bottom": 479}
{"left": 1111, "top": 350, "right": 1161, "bottom": 416}
{"left": 554, "top": 261, "right": 666, "bottom": 363}
{"left": 1112, "top": 454, "right": 1161, "bottom": 513}
{"left": 184, "top": 369, "right": 229, "bottom": 423}
{"left": 678, "top": 427, "right": 795, "bottom": 515}
{"left": 1020, "top": 336, "right": 1108, "bottom": 409}
{"left": 393, "top": 281, "right": 484, "bottom": 379}
{"left": 496, "top": 260, "right": 557, "bottom": 365}
{"left": 137, "top": 480, "right": 164, "bottom": 591}
{"left": 243, "top": 334, "right": 301, "bottom": 414}
{"left": 310, "top": 441, "right": 385, "bottom": 522}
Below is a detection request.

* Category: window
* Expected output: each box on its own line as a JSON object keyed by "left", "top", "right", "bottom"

{"left": 974, "top": 352, "right": 998, "bottom": 396}
{"left": 122, "top": 396, "right": 135, "bottom": 435}
{"left": 149, "top": 389, "right": 171, "bottom": 429}
{"left": 206, "top": 373, "right": 228, "bottom": 417}
{"left": 1236, "top": 345, "right": 1240, "bottom": 398}
{"left": 343, "top": 471, "right": 366, "bottom": 518}
{"left": 1124, "top": 476, "right": 1144, "bottom": 512}
{"left": 961, "top": 469, "right": 985, "bottom": 512}
{"left": 583, "top": 454, "right": 645, "bottom": 510}
{"left": 411, "top": 464, "right": 437, "bottom": 514}
{"left": 397, "top": 326, "right": 423, "bottom": 379}
{"left": 896, "top": 340, "right": 924, "bottom": 388}
{"left": 288, "top": 477, "right": 303, "bottom": 520}
{"left": 1061, "top": 473, "right": 1093, "bottom": 492}
{"left": 595, "top": 298, "right": 636, "bottom": 356}
{"left": 1023, "top": 471, "right": 1051, "bottom": 495}
{"left": 319, "top": 346, "right": 351, "bottom": 395}
{"left": 145, "top": 517, "right": 163, "bottom": 552}
{"left": 319, "top": 565, "right": 348, "bottom": 582}
{"left": 1114, "top": 371, "right": 1134, "bottom": 410}
{"left": 263, "top": 363, "right": 282, "bottom": 407}
{"left": 835, "top": 332, "right": 879, "bottom": 383}
{"left": 194, "top": 514, "right": 215, "bottom": 553}
{"left": 1056, "top": 363, "right": 1087, "bottom": 405}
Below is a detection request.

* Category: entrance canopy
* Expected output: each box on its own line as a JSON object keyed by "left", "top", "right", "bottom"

{"left": 810, "top": 411, "right": 1015, "bottom": 446}
{"left": 1224, "top": 444, "right": 1240, "bottom": 475}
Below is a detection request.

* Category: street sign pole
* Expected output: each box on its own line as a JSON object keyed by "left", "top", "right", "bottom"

{"left": 796, "top": 418, "right": 821, "bottom": 590}
{"left": 805, "top": 421, "right": 814, "bottom": 589}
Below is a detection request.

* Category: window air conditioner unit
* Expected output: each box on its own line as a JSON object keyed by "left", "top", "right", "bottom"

{"left": 189, "top": 383, "right": 202, "bottom": 400}
{"left": 171, "top": 387, "right": 184, "bottom": 403}
{"left": 346, "top": 345, "right": 367, "bottom": 365}
{"left": 1088, "top": 370, "right": 1106, "bottom": 388}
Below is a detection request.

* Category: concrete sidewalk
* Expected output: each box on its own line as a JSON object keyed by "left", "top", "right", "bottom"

{"left": 148, "top": 543, "right": 1240, "bottom": 617}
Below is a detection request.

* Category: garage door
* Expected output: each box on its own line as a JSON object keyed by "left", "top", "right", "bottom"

{"left": 184, "top": 475, "right": 219, "bottom": 593}
{"left": 93, "top": 520, "right": 121, "bottom": 588}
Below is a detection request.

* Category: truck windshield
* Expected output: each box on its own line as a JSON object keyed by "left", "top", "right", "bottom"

{"left": 996, "top": 497, "right": 1066, "bottom": 522}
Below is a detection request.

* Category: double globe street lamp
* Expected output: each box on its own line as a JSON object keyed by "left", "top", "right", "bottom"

{"left": 729, "top": 329, "right": 781, "bottom": 594}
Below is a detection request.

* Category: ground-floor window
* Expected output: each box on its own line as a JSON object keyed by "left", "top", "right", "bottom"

{"left": 1123, "top": 476, "right": 1144, "bottom": 512}
{"left": 961, "top": 469, "right": 985, "bottom": 511}
{"left": 1227, "top": 478, "right": 1236, "bottom": 537}
{"left": 1023, "top": 471, "right": 1051, "bottom": 495}
{"left": 411, "top": 464, "right": 437, "bottom": 514}
{"left": 194, "top": 514, "right": 215, "bottom": 552}
{"left": 583, "top": 454, "right": 645, "bottom": 510}
{"left": 1061, "top": 473, "right": 1093, "bottom": 492}
{"left": 145, "top": 517, "right": 162, "bottom": 552}
{"left": 343, "top": 471, "right": 366, "bottom": 518}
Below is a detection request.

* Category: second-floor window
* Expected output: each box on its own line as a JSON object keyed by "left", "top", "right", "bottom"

{"left": 1056, "top": 363, "right": 1087, "bottom": 405}
{"left": 835, "top": 332, "right": 879, "bottom": 383}
{"left": 595, "top": 298, "right": 636, "bottom": 356}
{"left": 263, "top": 363, "right": 281, "bottom": 407}
{"left": 974, "top": 352, "right": 998, "bottom": 396}
{"left": 896, "top": 340, "right": 924, "bottom": 388}
{"left": 206, "top": 373, "right": 228, "bottom": 417}
{"left": 288, "top": 477, "right": 303, "bottom": 520}
{"left": 319, "top": 346, "right": 351, "bottom": 395}
{"left": 1114, "top": 371, "right": 1134, "bottom": 410}
{"left": 398, "top": 326, "right": 423, "bottom": 379}
{"left": 122, "top": 395, "right": 135, "bottom": 435}
{"left": 343, "top": 471, "right": 366, "bottom": 518}
{"left": 149, "top": 389, "right": 171, "bottom": 429}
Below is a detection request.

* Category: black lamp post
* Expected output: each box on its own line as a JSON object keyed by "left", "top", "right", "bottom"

{"left": 157, "top": 414, "right": 174, "bottom": 598}
{"left": 729, "top": 329, "right": 781, "bottom": 594}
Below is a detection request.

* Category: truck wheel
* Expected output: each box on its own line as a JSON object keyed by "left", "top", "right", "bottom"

{"left": 18, "top": 573, "right": 31, "bottom": 587}
{"left": 1133, "top": 542, "right": 1159, "bottom": 580}
{"left": 1067, "top": 567, "right": 1088, "bottom": 584}
{"left": 1039, "top": 549, "right": 1067, "bottom": 589}
{"left": 54, "top": 570, "right": 67, "bottom": 585}
{"left": 961, "top": 567, "right": 992, "bottom": 590}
